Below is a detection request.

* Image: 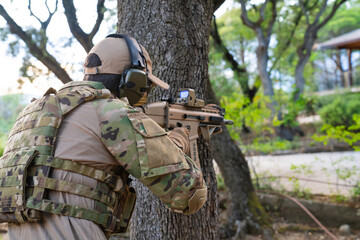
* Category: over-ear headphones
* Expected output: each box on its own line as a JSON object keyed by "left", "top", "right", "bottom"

{"left": 105, "top": 34, "right": 150, "bottom": 105}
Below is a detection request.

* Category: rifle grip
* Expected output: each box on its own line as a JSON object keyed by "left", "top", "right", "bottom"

{"left": 189, "top": 138, "right": 201, "bottom": 169}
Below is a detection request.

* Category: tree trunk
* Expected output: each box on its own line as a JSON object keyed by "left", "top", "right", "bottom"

{"left": 294, "top": 56, "right": 308, "bottom": 97}
{"left": 256, "top": 44, "right": 274, "bottom": 97}
{"left": 294, "top": 38, "right": 313, "bottom": 100}
{"left": 117, "top": 1, "right": 218, "bottom": 239}
{"left": 207, "top": 78, "right": 272, "bottom": 238}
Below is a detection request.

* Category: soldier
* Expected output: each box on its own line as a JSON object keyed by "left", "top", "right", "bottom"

{"left": 1, "top": 34, "right": 207, "bottom": 239}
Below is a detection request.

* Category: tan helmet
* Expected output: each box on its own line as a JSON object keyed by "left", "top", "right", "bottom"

{"left": 84, "top": 34, "right": 169, "bottom": 105}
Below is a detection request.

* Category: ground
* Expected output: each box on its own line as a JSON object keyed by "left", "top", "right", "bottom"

{"left": 230, "top": 121, "right": 360, "bottom": 239}
{"left": 244, "top": 214, "right": 360, "bottom": 240}
{"left": 218, "top": 189, "right": 360, "bottom": 240}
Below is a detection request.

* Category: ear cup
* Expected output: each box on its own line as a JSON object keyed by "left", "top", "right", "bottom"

{"left": 119, "top": 69, "right": 148, "bottom": 105}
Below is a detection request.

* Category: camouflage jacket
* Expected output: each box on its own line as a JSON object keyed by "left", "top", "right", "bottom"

{"left": 1, "top": 81, "right": 207, "bottom": 235}
{"left": 86, "top": 81, "right": 208, "bottom": 214}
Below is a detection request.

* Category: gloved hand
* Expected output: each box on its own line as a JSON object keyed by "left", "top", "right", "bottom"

{"left": 168, "top": 127, "right": 190, "bottom": 155}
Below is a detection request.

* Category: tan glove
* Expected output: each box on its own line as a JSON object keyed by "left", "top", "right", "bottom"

{"left": 168, "top": 127, "right": 190, "bottom": 155}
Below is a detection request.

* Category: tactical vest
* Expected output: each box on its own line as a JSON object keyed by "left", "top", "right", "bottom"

{"left": 0, "top": 81, "right": 136, "bottom": 235}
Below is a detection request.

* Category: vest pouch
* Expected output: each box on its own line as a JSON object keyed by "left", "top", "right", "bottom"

{"left": 106, "top": 185, "right": 136, "bottom": 236}
{"left": 0, "top": 150, "right": 40, "bottom": 223}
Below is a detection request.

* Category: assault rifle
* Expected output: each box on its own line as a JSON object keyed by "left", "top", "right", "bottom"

{"left": 136, "top": 88, "right": 233, "bottom": 168}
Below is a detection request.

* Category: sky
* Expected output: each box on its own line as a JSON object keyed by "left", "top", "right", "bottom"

{"left": 0, "top": 0, "right": 116, "bottom": 96}
{"left": 0, "top": 0, "right": 235, "bottom": 97}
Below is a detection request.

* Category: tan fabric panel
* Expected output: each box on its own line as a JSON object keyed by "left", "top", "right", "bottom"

{"left": 7, "top": 101, "right": 118, "bottom": 240}
{"left": 145, "top": 134, "right": 185, "bottom": 170}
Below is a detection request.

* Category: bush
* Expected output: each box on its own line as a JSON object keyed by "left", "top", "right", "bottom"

{"left": 319, "top": 94, "right": 360, "bottom": 127}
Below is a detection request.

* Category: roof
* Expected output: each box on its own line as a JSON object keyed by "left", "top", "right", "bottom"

{"left": 314, "top": 28, "right": 360, "bottom": 50}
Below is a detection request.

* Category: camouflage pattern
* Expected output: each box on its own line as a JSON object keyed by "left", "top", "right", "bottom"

{"left": 0, "top": 81, "right": 134, "bottom": 233}
{"left": 93, "top": 88, "right": 206, "bottom": 214}
{"left": 0, "top": 80, "right": 206, "bottom": 234}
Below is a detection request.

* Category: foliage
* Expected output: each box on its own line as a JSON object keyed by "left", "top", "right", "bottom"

{"left": 318, "top": 94, "right": 360, "bottom": 127}
{"left": 209, "top": 7, "right": 256, "bottom": 99}
{"left": 318, "top": 1, "right": 360, "bottom": 41}
{"left": 221, "top": 91, "right": 304, "bottom": 154}
{"left": 0, "top": 94, "right": 25, "bottom": 132}
{"left": 313, "top": 114, "right": 360, "bottom": 151}
{"left": 274, "top": 92, "right": 315, "bottom": 128}
{"left": 249, "top": 137, "right": 300, "bottom": 154}
{"left": 221, "top": 91, "right": 272, "bottom": 142}
{"left": 0, "top": 94, "right": 26, "bottom": 156}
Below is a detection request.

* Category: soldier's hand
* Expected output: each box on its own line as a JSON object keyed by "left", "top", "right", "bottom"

{"left": 168, "top": 127, "right": 190, "bottom": 155}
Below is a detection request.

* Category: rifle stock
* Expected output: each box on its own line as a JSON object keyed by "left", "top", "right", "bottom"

{"left": 136, "top": 89, "right": 232, "bottom": 168}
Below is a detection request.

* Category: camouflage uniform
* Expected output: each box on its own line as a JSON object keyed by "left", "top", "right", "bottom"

{"left": 2, "top": 81, "right": 207, "bottom": 239}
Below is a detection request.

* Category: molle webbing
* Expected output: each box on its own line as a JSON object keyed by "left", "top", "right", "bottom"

{"left": 25, "top": 154, "right": 135, "bottom": 231}
{"left": 0, "top": 150, "right": 38, "bottom": 215}
{"left": 0, "top": 81, "right": 136, "bottom": 234}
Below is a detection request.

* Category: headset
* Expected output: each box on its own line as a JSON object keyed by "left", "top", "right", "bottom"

{"left": 105, "top": 33, "right": 150, "bottom": 105}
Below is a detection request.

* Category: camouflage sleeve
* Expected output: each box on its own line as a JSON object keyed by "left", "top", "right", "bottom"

{"left": 93, "top": 98, "right": 207, "bottom": 214}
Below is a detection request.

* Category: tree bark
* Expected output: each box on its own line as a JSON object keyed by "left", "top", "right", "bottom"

{"left": 117, "top": 1, "right": 218, "bottom": 239}
{"left": 256, "top": 40, "right": 274, "bottom": 97}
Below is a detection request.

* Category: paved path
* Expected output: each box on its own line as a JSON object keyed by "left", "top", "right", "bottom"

{"left": 246, "top": 151, "right": 360, "bottom": 196}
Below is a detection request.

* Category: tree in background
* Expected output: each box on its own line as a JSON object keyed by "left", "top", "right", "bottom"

{"left": 210, "top": 9, "right": 259, "bottom": 102}
{"left": 293, "top": 0, "right": 348, "bottom": 100}
{"left": 239, "top": 0, "right": 277, "bottom": 100}
{"left": 209, "top": 7, "right": 272, "bottom": 237}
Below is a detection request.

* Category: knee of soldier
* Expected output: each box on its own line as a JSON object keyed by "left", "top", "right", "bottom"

{"left": 187, "top": 186, "right": 207, "bottom": 214}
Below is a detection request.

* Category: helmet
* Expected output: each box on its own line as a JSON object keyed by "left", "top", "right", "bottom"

{"left": 84, "top": 34, "right": 169, "bottom": 105}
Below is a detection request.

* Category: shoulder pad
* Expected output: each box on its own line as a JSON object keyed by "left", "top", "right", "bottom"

{"left": 57, "top": 82, "right": 111, "bottom": 116}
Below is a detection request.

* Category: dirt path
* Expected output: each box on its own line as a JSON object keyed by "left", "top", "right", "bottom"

{"left": 246, "top": 151, "right": 360, "bottom": 196}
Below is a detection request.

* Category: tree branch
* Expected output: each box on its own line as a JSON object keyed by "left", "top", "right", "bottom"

{"left": 257, "top": 0, "right": 269, "bottom": 25}
{"left": 43, "top": 0, "right": 58, "bottom": 30}
{"left": 311, "top": 0, "right": 328, "bottom": 26}
{"left": 62, "top": 0, "right": 105, "bottom": 52}
{"left": 210, "top": 16, "right": 258, "bottom": 99}
{"left": 239, "top": 0, "right": 256, "bottom": 28}
{"left": 316, "top": 0, "right": 347, "bottom": 30}
{"left": 271, "top": 1, "right": 306, "bottom": 71}
{"left": 299, "top": 0, "right": 310, "bottom": 24}
{"left": 210, "top": 16, "right": 246, "bottom": 75}
{"left": 0, "top": 4, "right": 72, "bottom": 83}
{"left": 264, "top": 0, "right": 277, "bottom": 42}
{"left": 89, "top": 0, "right": 105, "bottom": 39}
{"left": 28, "top": 0, "right": 58, "bottom": 30}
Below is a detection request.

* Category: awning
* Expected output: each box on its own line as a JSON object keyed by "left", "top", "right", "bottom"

{"left": 314, "top": 29, "right": 360, "bottom": 50}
